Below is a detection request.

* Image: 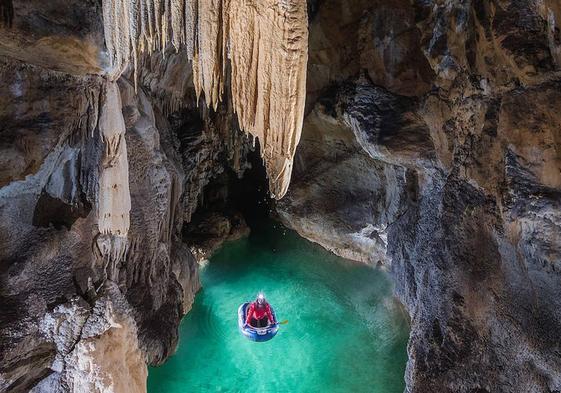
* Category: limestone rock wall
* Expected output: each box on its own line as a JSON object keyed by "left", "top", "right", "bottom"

{"left": 0, "top": 0, "right": 106, "bottom": 75}
{"left": 278, "top": 1, "right": 561, "bottom": 392}
{"left": 0, "top": 54, "right": 204, "bottom": 391}
{"left": 102, "top": 0, "right": 309, "bottom": 198}
{"left": 0, "top": 58, "right": 105, "bottom": 393}
{"left": 31, "top": 283, "right": 147, "bottom": 393}
{"left": 277, "top": 81, "right": 414, "bottom": 265}
{"left": 0, "top": 2, "right": 250, "bottom": 391}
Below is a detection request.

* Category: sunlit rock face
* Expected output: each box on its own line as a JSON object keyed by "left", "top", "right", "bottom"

{"left": 278, "top": 0, "right": 561, "bottom": 392}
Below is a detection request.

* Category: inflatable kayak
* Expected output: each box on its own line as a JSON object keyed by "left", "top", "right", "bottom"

{"left": 238, "top": 302, "right": 279, "bottom": 342}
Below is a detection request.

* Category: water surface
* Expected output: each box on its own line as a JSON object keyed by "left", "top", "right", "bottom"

{"left": 148, "top": 221, "right": 409, "bottom": 393}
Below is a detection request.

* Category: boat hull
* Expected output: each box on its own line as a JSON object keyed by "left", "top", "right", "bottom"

{"left": 238, "top": 302, "right": 279, "bottom": 342}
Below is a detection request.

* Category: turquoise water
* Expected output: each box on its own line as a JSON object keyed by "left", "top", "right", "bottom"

{"left": 148, "top": 221, "right": 409, "bottom": 393}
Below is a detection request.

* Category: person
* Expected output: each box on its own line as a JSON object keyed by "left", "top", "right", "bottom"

{"left": 245, "top": 293, "right": 276, "bottom": 328}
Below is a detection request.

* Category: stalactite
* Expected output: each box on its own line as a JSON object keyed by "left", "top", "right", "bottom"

{"left": 98, "top": 82, "right": 131, "bottom": 237}
{"left": 102, "top": 0, "right": 308, "bottom": 198}
{"left": 229, "top": 0, "right": 308, "bottom": 198}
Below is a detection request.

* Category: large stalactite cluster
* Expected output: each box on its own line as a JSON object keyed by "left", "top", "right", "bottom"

{"left": 102, "top": 0, "right": 308, "bottom": 199}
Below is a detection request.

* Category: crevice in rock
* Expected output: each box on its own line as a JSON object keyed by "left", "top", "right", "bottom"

{"left": 0, "top": 0, "right": 13, "bottom": 28}
{"left": 183, "top": 144, "right": 270, "bottom": 262}
{"left": 32, "top": 191, "right": 91, "bottom": 230}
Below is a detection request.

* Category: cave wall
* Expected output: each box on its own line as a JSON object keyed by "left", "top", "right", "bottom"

{"left": 0, "top": 1, "right": 252, "bottom": 391}
{"left": 0, "top": 59, "right": 199, "bottom": 391}
{"left": 279, "top": 0, "right": 561, "bottom": 392}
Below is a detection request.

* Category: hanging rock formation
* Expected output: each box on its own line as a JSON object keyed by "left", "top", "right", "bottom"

{"left": 96, "top": 82, "right": 132, "bottom": 281}
{"left": 102, "top": 0, "right": 308, "bottom": 198}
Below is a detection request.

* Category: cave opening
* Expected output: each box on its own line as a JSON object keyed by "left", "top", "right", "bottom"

{"left": 180, "top": 135, "right": 273, "bottom": 261}
{"left": 226, "top": 143, "right": 272, "bottom": 229}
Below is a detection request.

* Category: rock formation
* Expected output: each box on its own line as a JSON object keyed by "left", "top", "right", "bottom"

{"left": 0, "top": 1, "right": 251, "bottom": 391}
{"left": 278, "top": 1, "right": 561, "bottom": 392}
{"left": 1, "top": 0, "right": 561, "bottom": 393}
{"left": 102, "top": 0, "right": 309, "bottom": 198}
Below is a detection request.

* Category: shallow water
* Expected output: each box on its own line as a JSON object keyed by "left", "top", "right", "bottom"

{"left": 148, "top": 221, "right": 409, "bottom": 393}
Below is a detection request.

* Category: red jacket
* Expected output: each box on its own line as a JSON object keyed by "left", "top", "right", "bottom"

{"left": 245, "top": 302, "right": 275, "bottom": 325}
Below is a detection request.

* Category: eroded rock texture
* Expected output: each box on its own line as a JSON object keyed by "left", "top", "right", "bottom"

{"left": 102, "top": 0, "right": 309, "bottom": 198}
{"left": 0, "top": 2, "right": 252, "bottom": 391}
{"left": 0, "top": 58, "right": 202, "bottom": 391}
{"left": 279, "top": 0, "right": 561, "bottom": 392}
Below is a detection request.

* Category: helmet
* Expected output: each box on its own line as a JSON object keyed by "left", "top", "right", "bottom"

{"left": 256, "top": 292, "right": 266, "bottom": 305}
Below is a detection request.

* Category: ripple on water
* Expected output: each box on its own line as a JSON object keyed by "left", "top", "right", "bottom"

{"left": 148, "top": 221, "right": 409, "bottom": 393}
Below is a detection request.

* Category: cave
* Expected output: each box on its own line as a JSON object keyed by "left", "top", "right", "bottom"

{"left": 1, "top": 1, "right": 561, "bottom": 393}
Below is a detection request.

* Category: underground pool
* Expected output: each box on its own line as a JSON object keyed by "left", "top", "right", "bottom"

{"left": 148, "top": 220, "right": 409, "bottom": 393}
